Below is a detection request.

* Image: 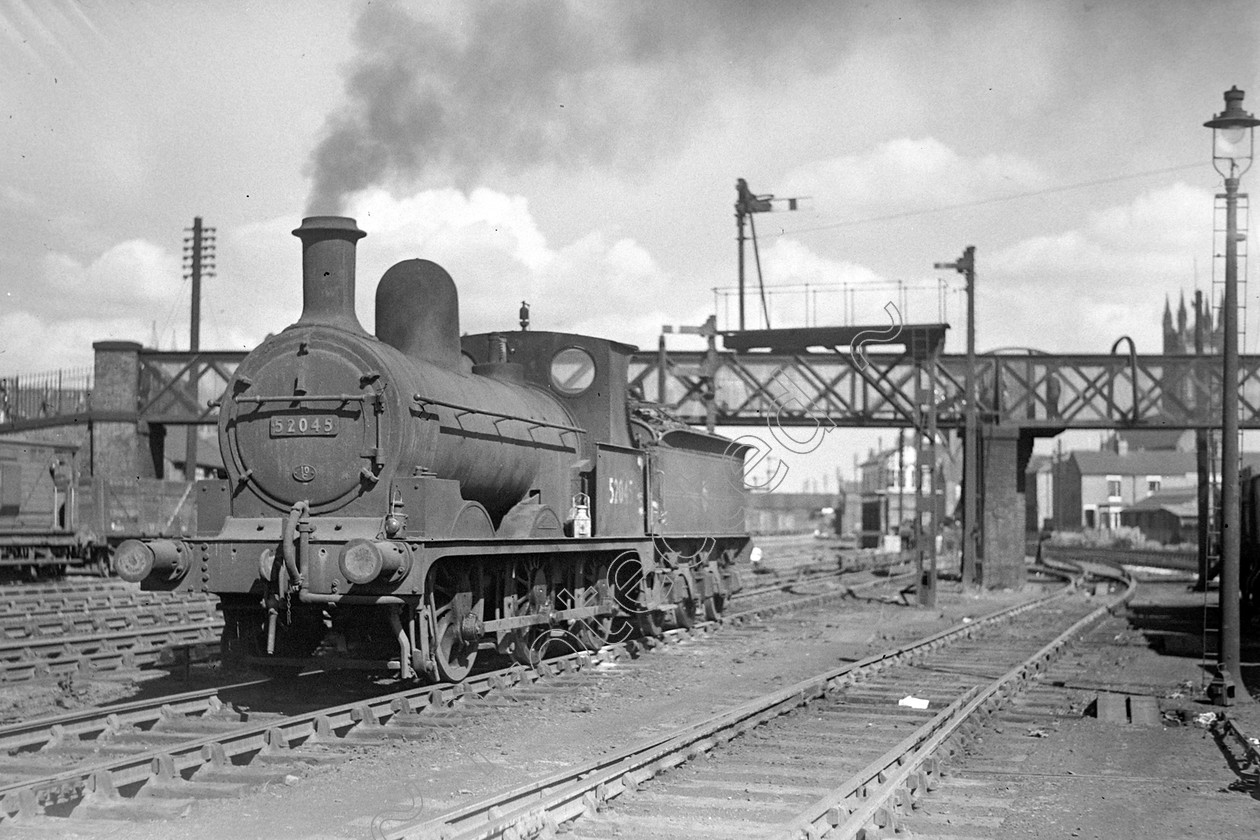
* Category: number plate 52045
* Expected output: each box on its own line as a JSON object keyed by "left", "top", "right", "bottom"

{"left": 269, "top": 416, "right": 338, "bottom": 437}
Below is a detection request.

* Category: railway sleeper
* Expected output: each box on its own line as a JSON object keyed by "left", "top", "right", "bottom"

{"left": 190, "top": 756, "right": 309, "bottom": 788}
{"left": 143, "top": 756, "right": 251, "bottom": 800}
{"left": 71, "top": 773, "right": 195, "bottom": 822}
{"left": 152, "top": 712, "right": 251, "bottom": 736}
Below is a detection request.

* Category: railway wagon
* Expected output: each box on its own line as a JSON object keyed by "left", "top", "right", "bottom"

{"left": 117, "top": 216, "right": 753, "bottom": 681}
{"left": 0, "top": 437, "right": 196, "bottom": 576}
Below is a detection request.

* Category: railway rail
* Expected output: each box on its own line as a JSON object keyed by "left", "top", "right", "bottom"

{"left": 740, "top": 549, "right": 917, "bottom": 603}
{"left": 0, "top": 543, "right": 897, "bottom": 686}
{"left": 383, "top": 562, "right": 1126, "bottom": 839}
{"left": 0, "top": 620, "right": 224, "bottom": 683}
{"left": 0, "top": 579, "right": 219, "bottom": 683}
{"left": 0, "top": 578, "right": 135, "bottom": 602}
{"left": 0, "top": 594, "right": 217, "bottom": 642}
{"left": 0, "top": 561, "right": 914, "bottom": 826}
{"left": 0, "top": 580, "right": 212, "bottom": 619}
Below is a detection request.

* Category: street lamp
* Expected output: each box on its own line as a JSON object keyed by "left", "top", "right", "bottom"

{"left": 1205, "top": 86, "right": 1259, "bottom": 705}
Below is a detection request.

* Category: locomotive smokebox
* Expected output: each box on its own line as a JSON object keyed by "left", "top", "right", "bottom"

{"left": 293, "top": 216, "right": 367, "bottom": 333}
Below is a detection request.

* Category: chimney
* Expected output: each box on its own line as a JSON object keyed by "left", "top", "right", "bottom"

{"left": 292, "top": 216, "right": 367, "bottom": 333}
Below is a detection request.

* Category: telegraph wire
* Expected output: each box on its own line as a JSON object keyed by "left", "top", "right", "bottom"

{"left": 770, "top": 162, "right": 1205, "bottom": 238}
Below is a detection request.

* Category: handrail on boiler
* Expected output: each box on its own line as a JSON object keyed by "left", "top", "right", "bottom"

{"left": 411, "top": 394, "right": 585, "bottom": 435}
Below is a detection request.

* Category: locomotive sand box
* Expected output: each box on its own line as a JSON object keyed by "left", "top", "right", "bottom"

{"left": 116, "top": 217, "right": 752, "bottom": 682}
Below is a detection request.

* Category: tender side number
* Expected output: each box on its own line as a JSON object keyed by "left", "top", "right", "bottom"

{"left": 269, "top": 416, "right": 338, "bottom": 437}
{"left": 608, "top": 476, "right": 635, "bottom": 505}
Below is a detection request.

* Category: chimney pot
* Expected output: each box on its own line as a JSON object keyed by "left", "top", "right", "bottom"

{"left": 292, "top": 216, "right": 367, "bottom": 333}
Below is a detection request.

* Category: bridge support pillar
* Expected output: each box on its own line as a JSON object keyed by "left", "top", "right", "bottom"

{"left": 91, "top": 341, "right": 155, "bottom": 479}
{"left": 979, "top": 426, "right": 1031, "bottom": 589}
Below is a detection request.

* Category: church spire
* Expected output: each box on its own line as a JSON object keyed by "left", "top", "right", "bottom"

{"left": 1163, "top": 295, "right": 1175, "bottom": 353}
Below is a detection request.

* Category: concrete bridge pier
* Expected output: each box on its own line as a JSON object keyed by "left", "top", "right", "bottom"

{"left": 978, "top": 426, "right": 1034, "bottom": 589}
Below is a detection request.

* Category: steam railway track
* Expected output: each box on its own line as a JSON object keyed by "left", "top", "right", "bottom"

{"left": 0, "top": 595, "right": 218, "bottom": 642}
{"left": 739, "top": 551, "right": 916, "bottom": 604}
{"left": 0, "top": 545, "right": 897, "bottom": 686}
{"left": 0, "top": 563, "right": 915, "bottom": 827}
{"left": 383, "top": 563, "right": 1128, "bottom": 840}
{"left": 0, "top": 582, "right": 220, "bottom": 683}
{"left": 0, "top": 578, "right": 135, "bottom": 604}
{"left": 0, "top": 620, "right": 224, "bottom": 683}
{"left": 0, "top": 585, "right": 209, "bottom": 612}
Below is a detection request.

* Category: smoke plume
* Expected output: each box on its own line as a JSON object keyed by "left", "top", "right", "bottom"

{"left": 304, "top": 0, "right": 854, "bottom": 214}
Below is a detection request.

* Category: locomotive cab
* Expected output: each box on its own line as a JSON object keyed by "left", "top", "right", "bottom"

{"left": 461, "top": 330, "right": 648, "bottom": 539}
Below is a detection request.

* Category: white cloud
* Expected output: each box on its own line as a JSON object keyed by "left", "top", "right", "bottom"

{"left": 190, "top": 188, "right": 710, "bottom": 353}
{"left": 981, "top": 182, "right": 1218, "bottom": 352}
{"left": 349, "top": 187, "right": 553, "bottom": 273}
{"left": 782, "top": 137, "right": 1047, "bottom": 214}
{"left": 0, "top": 311, "right": 148, "bottom": 373}
{"left": 993, "top": 182, "right": 1213, "bottom": 278}
{"left": 992, "top": 183, "right": 1212, "bottom": 286}
{"left": 758, "top": 238, "right": 882, "bottom": 286}
{"left": 41, "top": 239, "right": 181, "bottom": 318}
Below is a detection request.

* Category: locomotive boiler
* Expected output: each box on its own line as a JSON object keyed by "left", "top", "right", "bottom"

{"left": 116, "top": 216, "right": 752, "bottom": 681}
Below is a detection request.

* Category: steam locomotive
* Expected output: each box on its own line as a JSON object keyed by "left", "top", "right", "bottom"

{"left": 116, "top": 217, "right": 752, "bottom": 681}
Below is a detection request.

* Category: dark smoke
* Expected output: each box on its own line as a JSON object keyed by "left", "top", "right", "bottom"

{"left": 304, "top": 0, "right": 855, "bottom": 214}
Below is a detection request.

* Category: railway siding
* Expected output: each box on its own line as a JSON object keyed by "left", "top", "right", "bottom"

{"left": 0, "top": 579, "right": 219, "bottom": 684}
{"left": 394, "top": 567, "right": 1109, "bottom": 839}
{"left": 892, "top": 579, "right": 1260, "bottom": 840}
{"left": 0, "top": 560, "right": 911, "bottom": 826}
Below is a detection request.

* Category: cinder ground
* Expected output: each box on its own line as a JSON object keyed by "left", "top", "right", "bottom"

{"left": 48, "top": 574, "right": 1030, "bottom": 840}
{"left": 985, "top": 576, "right": 1260, "bottom": 840}
{"left": 15, "top": 566, "right": 1260, "bottom": 840}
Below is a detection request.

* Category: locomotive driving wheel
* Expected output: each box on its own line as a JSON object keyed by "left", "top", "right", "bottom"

{"left": 703, "top": 593, "right": 724, "bottom": 621}
{"left": 569, "top": 560, "right": 613, "bottom": 651}
{"left": 426, "top": 566, "right": 483, "bottom": 683}
{"left": 609, "top": 553, "right": 664, "bottom": 639}
{"left": 663, "top": 572, "right": 698, "bottom": 629}
{"left": 508, "top": 558, "right": 554, "bottom": 667}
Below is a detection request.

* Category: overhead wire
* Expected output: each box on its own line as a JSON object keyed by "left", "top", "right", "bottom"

{"left": 768, "top": 161, "right": 1205, "bottom": 238}
{"left": 155, "top": 274, "right": 191, "bottom": 350}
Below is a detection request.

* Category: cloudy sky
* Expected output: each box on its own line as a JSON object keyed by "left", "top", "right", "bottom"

{"left": 3, "top": 1, "right": 1258, "bottom": 490}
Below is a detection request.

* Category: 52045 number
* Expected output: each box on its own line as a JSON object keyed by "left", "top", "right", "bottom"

{"left": 269, "top": 416, "right": 338, "bottom": 437}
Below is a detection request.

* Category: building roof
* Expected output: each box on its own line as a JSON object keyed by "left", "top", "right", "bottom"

{"left": 1070, "top": 450, "right": 1197, "bottom": 476}
{"left": 1117, "top": 428, "right": 1193, "bottom": 452}
{"left": 1026, "top": 454, "right": 1053, "bottom": 473}
{"left": 1122, "top": 488, "right": 1198, "bottom": 517}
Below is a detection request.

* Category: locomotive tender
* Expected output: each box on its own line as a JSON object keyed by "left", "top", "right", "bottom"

{"left": 117, "top": 216, "right": 752, "bottom": 681}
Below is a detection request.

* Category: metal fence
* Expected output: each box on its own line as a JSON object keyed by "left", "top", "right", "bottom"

{"left": 0, "top": 368, "right": 93, "bottom": 424}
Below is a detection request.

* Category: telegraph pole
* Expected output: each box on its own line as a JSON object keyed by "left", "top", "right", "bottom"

{"left": 182, "top": 217, "right": 216, "bottom": 481}
{"left": 936, "top": 247, "right": 977, "bottom": 587}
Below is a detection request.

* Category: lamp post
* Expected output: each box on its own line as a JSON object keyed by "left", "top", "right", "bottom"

{"left": 1205, "top": 86, "right": 1259, "bottom": 705}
